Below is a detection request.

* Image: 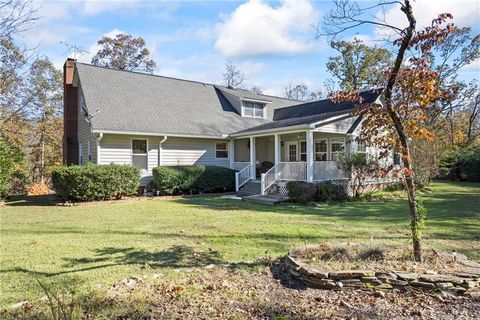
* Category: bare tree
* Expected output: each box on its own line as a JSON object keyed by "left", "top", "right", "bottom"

{"left": 0, "top": 0, "right": 38, "bottom": 38}
{"left": 284, "top": 83, "right": 322, "bottom": 101}
{"left": 223, "top": 61, "right": 245, "bottom": 88}
{"left": 250, "top": 85, "right": 263, "bottom": 94}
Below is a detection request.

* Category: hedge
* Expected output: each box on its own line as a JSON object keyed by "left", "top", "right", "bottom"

{"left": 439, "top": 146, "right": 480, "bottom": 182}
{"left": 287, "top": 180, "right": 349, "bottom": 204}
{"left": 152, "top": 165, "right": 235, "bottom": 195}
{"left": 51, "top": 163, "right": 140, "bottom": 201}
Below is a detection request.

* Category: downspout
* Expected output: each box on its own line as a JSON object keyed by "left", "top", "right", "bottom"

{"left": 158, "top": 136, "right": 168, "bottom": 166}
{"left": 96, "top": 132, "right": 103, "bottom": 164}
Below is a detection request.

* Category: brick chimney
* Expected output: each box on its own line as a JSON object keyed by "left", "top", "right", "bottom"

{"left": 63, "top": 58, "right": 79, "bottom": 165}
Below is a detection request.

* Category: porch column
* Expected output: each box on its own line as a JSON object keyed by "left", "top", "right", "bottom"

{"left": 346, "top": 134, "right": 355, "bottom": 155}
{"left": 249, "top": 137, "right": 256, "bottom": 179}
{"left": 306, "top": 130, "right": 314, "bottom": 182}
{"left": 274, "top": 134, "right": 280, "bottom": 180}
{"left": 229, "top": 138, "right": 235, "bottom": 169}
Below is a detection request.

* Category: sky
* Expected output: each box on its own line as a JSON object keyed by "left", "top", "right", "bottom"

{"left": 16, "top": 0, "right": 480, "bottom": 96}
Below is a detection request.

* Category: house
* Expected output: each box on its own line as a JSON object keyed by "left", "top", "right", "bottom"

{"left": 63, "top": 58, "right": 386, "bottom": 196}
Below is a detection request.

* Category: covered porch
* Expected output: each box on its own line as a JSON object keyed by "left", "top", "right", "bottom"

{"left": 230, "top": 127, "right": 363, "bottom": 195}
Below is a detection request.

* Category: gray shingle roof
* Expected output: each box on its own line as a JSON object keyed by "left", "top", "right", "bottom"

{"left": 76, "top": 63, "right": 300, "bottom": 137}
{"left": 234, "top": 89, "right": 383, "bottom": 135}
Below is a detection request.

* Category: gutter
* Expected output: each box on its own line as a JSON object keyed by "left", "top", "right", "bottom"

{"left": 229, "top": 123, "right": 315, "bottom": 138}
{"left": 158, "top": 136, "right": 167, "bottom": 166}
{"left": 92, "top": 129, "right": 227, "bottom": 140}
{"left": 96, "top": 132, "right": 103, "bottom": 164}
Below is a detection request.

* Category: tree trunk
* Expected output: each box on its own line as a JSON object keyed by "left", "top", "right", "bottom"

{"left": 382, "top": 0, "right": 423, "bottom": 261}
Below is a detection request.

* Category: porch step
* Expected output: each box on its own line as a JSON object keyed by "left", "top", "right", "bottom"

{"left": 242, "top": 194, "right": 288, "bottom": 205}
{"left": 237, "top": 180, "right": 261, "bottom": 196}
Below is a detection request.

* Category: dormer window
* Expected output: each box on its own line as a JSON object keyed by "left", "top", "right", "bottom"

{"left": 243, "top": 101, "right": 265, "bottom": 118}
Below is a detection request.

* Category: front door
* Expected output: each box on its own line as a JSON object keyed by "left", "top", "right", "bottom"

{"left": 286, "top": 141, "right": 298, "bottom": 162}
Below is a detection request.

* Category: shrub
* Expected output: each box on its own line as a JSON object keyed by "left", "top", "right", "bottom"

{"left": 439, "top": 146, "right": 480, "bottom": 182}
{"left": 0, "top": 138, "right": 28, "bottom": 198}
{"left": 51, "top": 163, "right": 140, "bottom": 201}
{"left": 316, "top": 181, "right": 349, "bottom": 202}
{"left": 385, "top": 181, "right": 404, "bottom": 192}
{"left": 286, "top": 181, "right": 317, "bottom": 204}
{"left": 152, "top": 166, "right": 235, "bottom": 195}
{"left": 337, "top": 153, "right": 383, "bottom": 198}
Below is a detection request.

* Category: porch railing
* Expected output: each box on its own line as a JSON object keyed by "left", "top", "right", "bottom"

{"left": 260, "top": 165, "right": 277, "bottom": 195}
{"left": 261, "top": 162, "right": 307, "bottom": 195}
{"left": 313, "top": 161, "right": 345, "bottom": 181}
{"left": 235, "top": 164, "right": 252, "bottom": 192}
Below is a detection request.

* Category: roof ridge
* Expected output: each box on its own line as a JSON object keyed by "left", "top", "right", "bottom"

{"left": 75, "top": 62, "right": 296, "bottom": 102}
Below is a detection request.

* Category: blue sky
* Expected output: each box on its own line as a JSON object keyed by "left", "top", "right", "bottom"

{"left": 19, "top": 0, "right": 480, "bottom": 96}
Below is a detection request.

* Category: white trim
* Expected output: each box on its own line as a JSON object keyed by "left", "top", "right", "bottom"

{"left": 314, "top": 138, "right": 329, "bottom": 161}
{"left": 87, "top": 140, "right": 91, "bottom": 162}
{"left": 229, "top": 138, "right": 234, "bottom": 169}
{"left": 93, "top": 129, "right": 227, "bottom": 140}
{"left": 131, "top": 138, "right": 149, "bottom": 173}
{"left": 230, "top": 124, "right": 314, "bottom": 138}
{"left": 96, "top": 133, "right": 103, "bottom": 164}
{"left": 285, "top": 141, "right": 299, "bottom": 162}
{"left": 158, "top": 136, "right": 167, "bottom": 166}
{"left": 330, "top": 137, "right": 346, "bottom": 161}
{"left": 78, "top": 142, "right": 83, "bottom": 164}
{"left": 214, "top": 141, "right": 229, "bottom": 160}
{"left": 240, "top": 97, "right": 272, "bottom": 104}
{"left": 241, "top": 100, "right": 267, "bottom": 119}
{"left": 311, "top": 114, "right": 353, "bottom": 130}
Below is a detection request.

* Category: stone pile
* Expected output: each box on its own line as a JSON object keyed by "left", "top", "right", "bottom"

{"left": 284, "top": 255, "right": 480, "bottom": 295}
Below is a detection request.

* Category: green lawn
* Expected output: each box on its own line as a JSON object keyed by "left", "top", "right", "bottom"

{"left": 1, "top": 181, "right": 479, "bottom": 306}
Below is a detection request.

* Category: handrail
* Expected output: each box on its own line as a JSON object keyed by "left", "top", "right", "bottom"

{"left": 235, "top": 164, "right": 252, "bottom": 192}
{"left": 261, "top": 164, "right": 278, "bottom": 195}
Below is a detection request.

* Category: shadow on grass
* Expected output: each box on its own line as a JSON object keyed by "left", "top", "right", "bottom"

{"left": 4, "top": 194, "right": 53, "bottom": 207}
{"left": 1, "top": 245, "right": 232, "bottom": 278}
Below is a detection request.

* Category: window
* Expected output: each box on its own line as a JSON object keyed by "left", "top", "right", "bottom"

{"left": 314, "top": 139, "right": 327, "bottom": 161}
{"left": 357, "top": 140, "right": 366, "bottom": 153}
{"left": 331, "top": 138, "right": 345, "bottom": 161}
{"left": 243, "top": 101, "right": 265, "bottom": 118}
{"left": 216, "top": 142, "right": 228, "bottom": 159}
{"left": 132, "top": 139, "right": 148, "bottom": 171}
{"left": 87, "top": 141, "right": 92, "bottom": 162}
{"left": 286, "top": 142, "right": 298, "bottom": 162}
{"left": 78, "top": 142, "right": 83, "bottom": 164}
{"left": 300, "top": 141, "right": 307, "bottom": 162}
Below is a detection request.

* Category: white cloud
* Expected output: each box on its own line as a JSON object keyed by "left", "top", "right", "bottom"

{"left": 82, "top": 1, "right": 140, "bottom": 16}
{"left": 462, "top": 59, "right": 480, "bottom": 71}
{"left": 376, "top": 0, "right": 480, "bottom": 37}
{"left": 215, "top": 0, "right": 319, "bottom": 57}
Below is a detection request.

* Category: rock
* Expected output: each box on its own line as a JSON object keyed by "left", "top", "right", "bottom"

{"left": 339, "top": 279, "right": 365, "bottom": 288}
{"left": 393, "top": 271, "right": 417, "bottom": 281}
{"left": 361, "top": 277, "right": 383, "bottom": 286}
{"left": 329, "top": 270, "right": 375, "bottom": 280}
{"left": 299, "top": 266, "right": 329, "bottom": 279}
{"left": 389, "top": 279, "right": 409, "bottom": 286}
{"left": 453, "top": 286, "right": 467, "bottom": 294}
{"left": 455, "top": 272, "right": 479, "bottom": 279}
{"left": 418, "top": 274, "right": 464, "bottom": 285}
{"left": 460, "top": 280, "right": 477, "bottom": 289}
{"left": 288, "top": 269, "right": 302, "bottom": 278}
{"left": 10, "top": 301, "right": 29, "bottom": 309}
{"left": 425, "top": 270, "right": 438, "bottom": 275}
{"left": 375, "top": 272, "right": 397, "bottom": 280}
{"left": 410, "top": 281, "right": 436, "bottom": 289}
{"left": 374, "top": 290, "right": 385, "bottom": 298}
{"left": 205, "top": 264, "right": 216, "bottom": 269}
{"left": 376, "top": 283, "right": 393, "bottom": 290}
{"left": 436, "top": 282, "right": 454, "bottom": 290}
{"left": 458, "top": 260, "right": 480, "bottom": 268}
{"left": 302, "top": 278, "right": 338, "bottom": 289}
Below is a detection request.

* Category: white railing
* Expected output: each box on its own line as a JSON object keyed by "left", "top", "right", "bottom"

{"left": 261, "top": 165, "right": 278, "bottom": 195}
{"left": 277, "top": 162, "right": 307, "bottom": 181}
{"left": 235, "top": 164, "right": 252, "bottom": 192}
{"left": 313, "top": 161, "right": 345, "bottom": 181}
{"left": 232, "top": 162, "right": 250, "bottom": 171}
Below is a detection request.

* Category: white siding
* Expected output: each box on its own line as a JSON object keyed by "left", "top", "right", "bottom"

{"left": 77, "top": 86, "right": 97, "bottom": 164}
{"left": 162, "top": 137, "right": 230, "bottom": 167}
{"left": 317, "top": 116, "right": 358, "bottom": 133}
